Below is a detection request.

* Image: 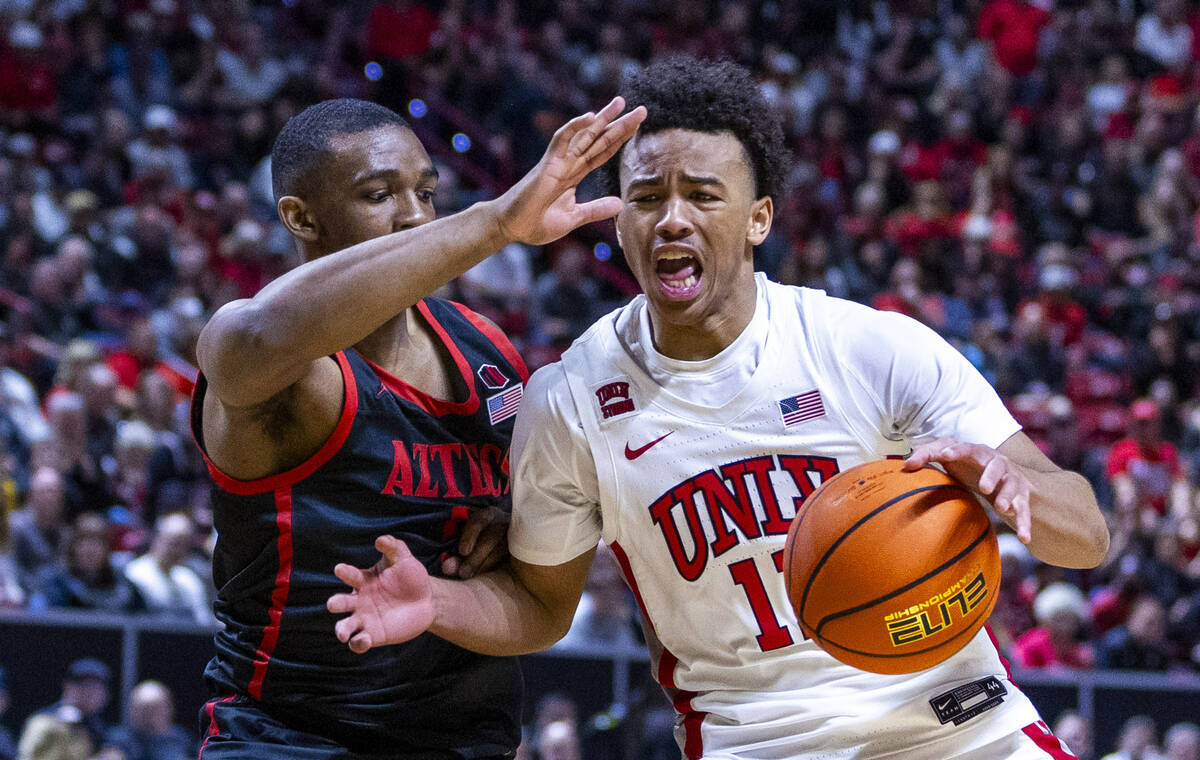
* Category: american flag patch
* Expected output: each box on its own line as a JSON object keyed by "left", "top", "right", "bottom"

{"left": 486, "top": 384, "right": 523, "bottom": 425}
{"left": 779, "top": 389, "right": 824, "bottom": 427}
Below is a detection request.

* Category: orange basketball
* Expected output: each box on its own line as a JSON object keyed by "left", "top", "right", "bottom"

{"left": 783, "top": 458, "right": 1000, "bottom": 675}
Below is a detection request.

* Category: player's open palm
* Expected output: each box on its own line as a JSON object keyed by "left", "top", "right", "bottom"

{"left": 328, "top": 535, "right": 434, "bottom": 654}
{"left": 497, "top": 96, "right": 646, "bottom": 245}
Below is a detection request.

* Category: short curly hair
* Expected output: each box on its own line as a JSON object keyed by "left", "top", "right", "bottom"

{"left": 599, "top": 56, "right": 788, "bottom": 203}
{"left": 270, "top": 99, "right": 409, "bottom": 203}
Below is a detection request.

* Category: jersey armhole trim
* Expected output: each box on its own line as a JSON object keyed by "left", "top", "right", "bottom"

{"left": 451, "top": 300, "right": 530, "bottom": 383}
{"left": 198, "top": 351, "right": 360, "bottom": 496}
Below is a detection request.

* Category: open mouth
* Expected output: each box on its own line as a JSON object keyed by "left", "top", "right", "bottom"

{"left": 655, "top": 252, "right": 703, "bottom": 299}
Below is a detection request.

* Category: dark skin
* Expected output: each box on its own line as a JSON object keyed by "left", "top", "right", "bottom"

{"left": 197, "top": 100, "right": 646, "bottom": 577}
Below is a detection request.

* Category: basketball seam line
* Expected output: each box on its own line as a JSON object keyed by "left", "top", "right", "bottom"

{"left": 813, "top": 521, "right": 993, "bottom": 637}
{"left": 798, "top": 483, "right": 969, "bottom": 628}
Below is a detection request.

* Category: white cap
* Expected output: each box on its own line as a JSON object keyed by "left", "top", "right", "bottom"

{"left": 9, "top": 20, "right": 42, "bottom": 49}
{"left": 1038, "top": 263, "right": 1077, "bottom": 291}
{"left": 868, "top": 130, "right": 901, "bottom": 156}
{"left": 1033, "top": 582, "right": 1088, "bottom": 624}
{"left": 143, "top": 105, "right": 176, "bottom": 131}
{"left": 6, "top": 133, "right": 35, "bottom": 157}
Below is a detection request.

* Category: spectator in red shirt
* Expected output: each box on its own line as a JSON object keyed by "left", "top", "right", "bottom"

{"left": 1013, "top": 582, "right": 1094, "bottom": 669}
{"left": 978, "top": 0, "right": 1051, "bottom": 78}
{"left": 1107, "top": 398, "right": 1192, "bottom": 519}
{"left": 366, "top": 0, "right": 439, "bottom": 63}
{"left": 884, "top": 180, "right": 954, "bottom": 258}
{"left": 0, "top": 20, "right": 58, "bottom": 124}
{"left": 1015, "top": 262, "right": 1087, "bottom": 348}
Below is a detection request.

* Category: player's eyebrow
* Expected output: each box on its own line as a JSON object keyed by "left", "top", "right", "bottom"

{"left": 625, "top": 176, "right": 663, "bottom": 193}
{"left": 626, "top": 173, "right": 726, "bottom": 194}
{"left": 680, "top": 173, "right": 725, "bottom": 187}
{"left": 354, "top": 167, "right": 439, "bottom": 185}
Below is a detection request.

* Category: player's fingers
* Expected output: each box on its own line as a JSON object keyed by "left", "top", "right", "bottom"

{"left": 377, "top": 535, "right": 410, "bottom": 565}
{"left": 459, "top": 533, "right": 503, "bottom": 579}
{"left": 327, "top": 592, "right": 356, "bottom": 615}
{"left": 548, "top": 111, "right": 597, "bottom": 157}
{"left": 478, "top": 542, "right": 507, "bottom": 575}
{"left": 349, "top": 631, "right": 374, "bottom": 654}
{"left": 990, "top": 471, "right": 1022, "bottom": 516}
{"left": 903, "top": 437, "right": 958, "bottom": 469}
{"left": 334, "top": 614, "right": 359, "bottom": 643}
{"left": 571, "top": 196, "right": 624, "bottom": 227}
{"left": 458, "top": 511, "right": 495, "bottom": 558}
{"left": 1013, "top": 492, "right": 1032, "bottom": 544}
{"left": 580, "top": 106, "right": 646, "bottom": 173}
{"left": 566, "top": 97, "right": 626, "bottom": 158}
{"left": 333, "top": 562, "right": 365, "bottom": 589}
{"left": 977, "top": 456, "right": 1008, "bottom": 495}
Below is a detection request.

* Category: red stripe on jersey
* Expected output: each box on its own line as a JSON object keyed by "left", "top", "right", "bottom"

{"left": 1022, "top": 721, "right": 1077, "bottom": 758}
{"left": 198, "top": 696, "right": 235, "bottom": 758}
{"left": 985, "top": 624, "right": 1018, "bottom": 685}
{"left": 366, "top": 300, "right": 481, "bottom": 416}
{"left": 609, "top": 541, "right": 705, "bottom": 759}
{"left": 608, "top": 541, "right": 652, "bottom": 632}
{"left": 199, "top": 352, "right": 360, "bottom": 496}
{"left": 248, "top": 488, "right": 295, "bottom": 698}
{"left": 451, "top": 300, "right": 530, "bottom": 383}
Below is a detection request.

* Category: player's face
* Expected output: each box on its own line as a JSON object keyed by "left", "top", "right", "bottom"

{"left": 308, "top": 125, "right": 438, "bottom": 256}
{"left": 616, "top": 129, "right": 772, "bottom": 359}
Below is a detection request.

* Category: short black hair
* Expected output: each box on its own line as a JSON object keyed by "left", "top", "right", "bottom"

{"left": 270, "top": 98, "right": 409, "bottom": 202}
{"left": 600, "top": 56, "right": 788, "bottom": 203}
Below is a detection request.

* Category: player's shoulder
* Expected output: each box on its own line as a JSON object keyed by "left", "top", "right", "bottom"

{"left": 559, "top": 297, "right": 638, "bottom": 363}
{"left": 763, "top": 277, "right": 931, "bottom": 346}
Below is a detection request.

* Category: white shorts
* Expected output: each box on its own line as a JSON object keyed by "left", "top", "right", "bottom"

{"left": 951, "top": 721, "right": 1076, "bottom": 759}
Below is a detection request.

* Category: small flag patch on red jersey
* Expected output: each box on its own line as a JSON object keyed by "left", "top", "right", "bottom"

{"left": 779, "top": 389, "right": 824, "bottom": 427}
{"left": 487, "top": 384, "right": 522, "bottom": 425}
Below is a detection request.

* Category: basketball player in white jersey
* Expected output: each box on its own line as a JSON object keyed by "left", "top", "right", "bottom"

{"left": 327, "top": 57, "right": 1108, "bottom": 759}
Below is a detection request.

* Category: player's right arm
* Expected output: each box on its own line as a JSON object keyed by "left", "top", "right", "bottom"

{"left": 198, "top": 99, "right": 645, "bottom": 409}
{"left": 328, "top": 536, "right": 594, "bottom": 655}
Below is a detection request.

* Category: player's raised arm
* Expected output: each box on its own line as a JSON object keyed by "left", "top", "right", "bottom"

{"left": 198, "top": 99, "right": 645, "bottom": 408}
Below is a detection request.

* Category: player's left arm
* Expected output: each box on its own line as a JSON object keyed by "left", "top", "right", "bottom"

{"left": 905, "top": 432, "right": 1109, "bottom": 569}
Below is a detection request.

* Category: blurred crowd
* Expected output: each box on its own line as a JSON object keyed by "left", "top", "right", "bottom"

{"left": 1, "top": 0, "right": 1200, "bottom": 756}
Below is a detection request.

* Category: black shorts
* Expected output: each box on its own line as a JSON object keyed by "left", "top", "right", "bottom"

{"left": 198, "top": 696, "right": 516, "bottom": 760}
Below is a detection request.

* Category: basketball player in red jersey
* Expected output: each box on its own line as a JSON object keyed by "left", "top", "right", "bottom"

{"left": 192, "top": 97, "right": 644, "bottom": 758}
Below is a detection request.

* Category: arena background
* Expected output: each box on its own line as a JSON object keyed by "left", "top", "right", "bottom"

{"left": 0, "top": 1, "right": 1199, "bottom": 758}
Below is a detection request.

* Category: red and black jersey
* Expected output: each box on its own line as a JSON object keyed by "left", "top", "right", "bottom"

{"left": 191, "top": 298, "right": 527, "bottom": 757}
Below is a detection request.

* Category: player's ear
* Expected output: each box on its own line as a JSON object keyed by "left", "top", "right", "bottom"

{"left": 278, "top": 196, "right": 320, "bottom": 243}
{"left": 747, "top": 196, "right": 773, "bottom": 246}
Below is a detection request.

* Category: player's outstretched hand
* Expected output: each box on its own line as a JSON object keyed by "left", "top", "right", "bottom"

{"left": 442, "top": 506, "right": 508, "bottom": 579}
{"left": 904, "top": 437, "right": 1032, "bottom": 544}
{"left": 328, "top": 535, "right": 434, "bottom": 654}
{"left": 495, "top": 96, "right": 646, "bottom": 245}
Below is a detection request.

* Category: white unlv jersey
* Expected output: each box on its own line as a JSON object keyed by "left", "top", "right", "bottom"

{"left": 510, "top": 275, "right": 1041, "bottom": 759}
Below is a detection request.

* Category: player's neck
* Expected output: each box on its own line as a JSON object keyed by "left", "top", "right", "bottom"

{"left": 648, "top": 286, "right": 758, "bottom": 361}
{"left": 354, "top": 308, "right": 422, "bottom": 370}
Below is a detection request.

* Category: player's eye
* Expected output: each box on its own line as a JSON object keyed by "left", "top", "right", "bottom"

{"left": 417, "top": 189, "right": 436, "bottom": 204}
{"left": 692, "top": 192, "right": 717, "bottom": 202}
{"left": 632, "top": 194, "right": 659, "bottom": 203}
{"left": 366, "top": 190, "right": 391, "bottom": 203}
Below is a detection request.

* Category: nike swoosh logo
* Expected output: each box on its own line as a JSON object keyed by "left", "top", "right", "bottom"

{"left": 935, "top": 697, "right": 954, "bottom": 711}
{"left": 625, "top": 432, "right": 673, "bottom": 460}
